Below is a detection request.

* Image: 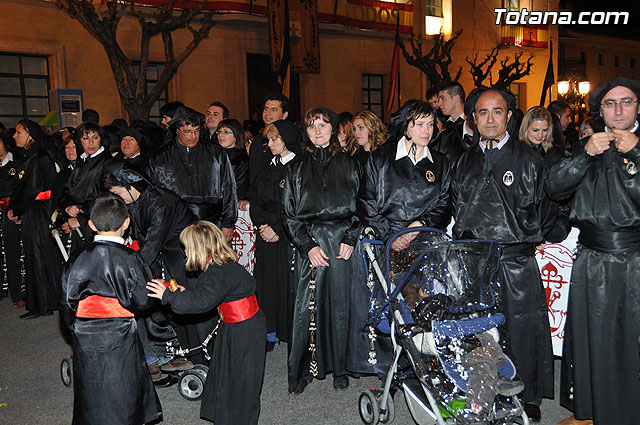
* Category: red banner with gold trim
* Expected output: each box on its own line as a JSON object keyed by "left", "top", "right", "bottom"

{"left": 501, "top": 23, "right": 548, "bottom": 48}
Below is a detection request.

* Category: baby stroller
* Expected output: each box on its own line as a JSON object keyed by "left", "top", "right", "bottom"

{"left": 357, "top": 227, "right": 528, "bottom": 425}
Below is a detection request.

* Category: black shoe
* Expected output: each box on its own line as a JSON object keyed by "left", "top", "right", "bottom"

{"left": 523, "top": 403, "right": 541, "bottom": 423}
{"left": 333, "top": 375, "right": 349, "bottom": 390}
{"left": 19, "top": 311, "right": 40, "bottom": 319}
{"left": 293, "top": 377, "right": 312, "bottom": 395}
{"left": 266, "top": 341, "right": 278, "bottom": 353}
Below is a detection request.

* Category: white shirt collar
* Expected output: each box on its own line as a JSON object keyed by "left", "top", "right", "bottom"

{"left": 479, "top": 131, "right": 510, "bottom": 152}
{"left": 605, "top": 121, "right": 639, "bottom": 133}
{"left": 462, "top": 120, "right": 473, "bottom": 139}
{"left": 270, "top": 151, "right": 296, "bottom": 166}
{"left": 1, "top": 151, "right": 13, "bottom": 167}
{"left": 447, "top": 112, "right": 465, "bottom": 123}
{"left": 396, "top": 136, "right": 433, "bottom": 164}
{"left": 80, "top": 146, "right": 105, "bottom": 160}
{"left": 94, "top": 235, "right": 125, "bottom": 245}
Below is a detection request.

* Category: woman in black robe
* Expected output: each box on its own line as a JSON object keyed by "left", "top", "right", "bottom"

{"left": 58, "top": 121, "right": 112, "bottom": 251}
{"left": 283, "top": 107, "right": 361, "bottom": 393}
{"left": 114, "top": 126, "right": 148, "bottom": 171}
{"left": 351, "top": 101, "right": 451, "bottom": 375}
{"left": 250, "top": 119, "right": 301, "bottom": 350}
{"left": 8, "top": 119, "right": 62, "bottom": 318}
{"left": 216, "top": 118, "right": 250, "bottom": 210}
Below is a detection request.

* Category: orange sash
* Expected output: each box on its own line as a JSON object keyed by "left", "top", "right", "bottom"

{"left": 35, "top": 190, "right": 51, "bottom": 200}
{"left": 217, "top": 294, "right": 259, "bottom": 323}
{"left": 76, "top": 295, "right": 134, "bottom": 318}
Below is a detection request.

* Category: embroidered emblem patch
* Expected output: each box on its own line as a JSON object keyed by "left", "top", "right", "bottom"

{"left": 626, "top": 161, "right": 637, "bottom": 175}
{"left": 18, "top": 170, "right": 24, "bottom": 179}
{"left": 9, "top": 168, "right": 15, "bottom": 176}
{"left": 425, "top": 170, "right": 435, "bottom": 183}
{"left": 503, "top": 171, "right": 514, "bottom": 186}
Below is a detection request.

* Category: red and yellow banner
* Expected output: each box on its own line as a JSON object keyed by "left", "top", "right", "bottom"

{"left": 501, "top": 23, "right": 549, "bottom": 48}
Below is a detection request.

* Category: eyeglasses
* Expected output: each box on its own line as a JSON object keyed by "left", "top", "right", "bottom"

{"left": 179, "top": 129, "right": 201, "bottom": 136}
{"left": 215, "top": 130, "right": 234, "bottom": 135}
{"left": 601, "top": 99, "right": 639, "bottom": 109}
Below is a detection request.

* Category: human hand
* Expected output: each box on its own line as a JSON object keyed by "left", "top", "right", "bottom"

{"left": 259, "top": 225, "right": 278, "bottom": 242}
{"left": 61, "top": 222, "right": 71, "bottom": 234}
{"left": 222, "top": 227, "right": 234, "bottom": 243}
{"left": 238, "top": 200, "right": 250, "bottom": 211}
{"left": 391, "top": 235, "right": 410, "bottom": 252}
{"left": 146, "top": 279, "right": 168, "bottom": 300}
{"left": 336, "top": 243, "right": 354, "bottom": 261}
{"left": 308, "top": 246, "right": 330, "bottom": 267}
{"left": 584, "top": 132, "right": 615, "bottom": 156}
{"left": 67, "top": 217, "right": 80, "bottom": 230}
{"left": 611, "top": 128, "right": 639, "bottom": 154}
{"left": 66, "top": 205, "right": 82, "bottom": 218}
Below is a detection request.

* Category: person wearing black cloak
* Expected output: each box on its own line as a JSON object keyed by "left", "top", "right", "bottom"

{"left": 102, "top": 162, "right": 200, "bottom": 370}
{"left": 351, "top": 100, "right": 452, "bottom": 375}
{"left": 547, "top": 78, "right": 640, "bottom": 425}
{"left": 431, "top": 81, "right": 473, "bottom": 162}
{"left": 250, "top": 119, "right": 301, "bottom": 351}
{"left": 450, "top": 89, "right": 554, "bottom": 423}
{"left": 7, "top": 120, "right": 62, "bottom": 319}
{"left": 114, "top": 126, "right": 147, "bottom": 170}
{"left": 61, "top": 193, "right": 162, "bottom": 425}
{"left": 58, "top": 121, "right": 112, "bottom": 251}
{"left": 0, "top": 132, "right": 24, "bottom": 307}
{"left": 215, "top": 118, "right": 250, "bottom": 211}
{"left": 283, "top": 107, "right": 361, "bottom": 394}
{"left": 147, "top": 107, "right": 237, "bottom": 243}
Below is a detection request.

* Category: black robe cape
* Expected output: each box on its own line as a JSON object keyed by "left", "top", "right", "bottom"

{"left": 451, "top": 137, "right": 554, "bottom": 403}
{"left": 9, "top": 141, "right": 62, "bottom": 314}
{"left": 429, "top": 117, "right": 469, "bottom": 164}
{"left": 147, "top": 140, "right": 237, "bottom": 228}
{"left": 250, "top": 155, "right": 296, "bottom": 342}
{"left": 283, "top": 147, "right": 361, "bottom": 388}
{"left": 546, "top": 133, "right": 640, "bottom": 425}
{"left": 60, "top": 241, "right": 162, "bottom": 425}
{"left": 351, "top": 140, "right": 451, "bottom": 374}
{"left": 162, "top": 262, "right": 266, "bottom": 425}
{"left": 0, "top": 151, "right": 24, "bottom": 303}
{"left": 225, "top": 147, "right": 250, "bottom": 201}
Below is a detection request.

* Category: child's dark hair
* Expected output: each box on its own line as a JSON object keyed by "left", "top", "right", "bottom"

{"left": 90, "top": 193, "right": 129, "bottom": 232}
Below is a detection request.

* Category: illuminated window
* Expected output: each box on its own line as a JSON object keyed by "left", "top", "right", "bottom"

{"left": 426, "top": 0, "right": 443, "bottom": 17}
{"left": 0, "top": 53, "right": 50, "bottom": 125}
{"left": 504, "top": 0, "right": 520, "bottom": 11}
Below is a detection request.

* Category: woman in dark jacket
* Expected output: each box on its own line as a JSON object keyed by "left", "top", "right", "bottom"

{"left": 349, "top": 110, "right": 389, "bottom": 167}
{"left": 216, "top": 118, "right": 250, "bottom": 210}
{"left": 283, "top": 107, "right": 361, "bottom": 394}
{"left": 250, "top": 119, "right": 301, "bottom": 351}
{"left": 8, "top": 119, "right": 62, "bottom": 318}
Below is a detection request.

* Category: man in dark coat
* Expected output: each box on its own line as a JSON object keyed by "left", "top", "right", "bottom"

{"left": 147, "top": 107, "right": 237, "bottom": 242}
{"left": 450, "top": 88, "right": 554, "bottom": 423}
{"left": 430, "top": 81, "right": 473, "bottom": 163}
{"left": 547, "top": 78, "right": 640, "bottom": 425}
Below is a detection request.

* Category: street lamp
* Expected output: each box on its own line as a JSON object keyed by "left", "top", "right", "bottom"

{"left": 578, "top": 81, "right": 590, "bottom": 95}
{"left": 558, "top": 81, "right": 570, "bottom": 95}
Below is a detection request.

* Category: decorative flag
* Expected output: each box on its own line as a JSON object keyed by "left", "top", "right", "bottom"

{"left": 385, "top": 33, "right": 401, "bottom": 113}
{"left": 540, "top": 41, "right": 555, "bottom": 105}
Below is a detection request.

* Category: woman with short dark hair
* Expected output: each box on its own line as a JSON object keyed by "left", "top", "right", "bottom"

{"left": 216, "top": 118, "right": 249, "bottom": 209}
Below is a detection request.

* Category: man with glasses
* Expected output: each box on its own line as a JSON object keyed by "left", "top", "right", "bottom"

{"left": 547, "top": 78, "right": 640, "bottom": 425}
{"left": 148, "top": 107, "right": 237, "bottom": 242}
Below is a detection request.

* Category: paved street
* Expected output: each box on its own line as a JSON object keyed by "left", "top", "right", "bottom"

{"left": 0, "top": 298, "right": 571, "bottom": 424}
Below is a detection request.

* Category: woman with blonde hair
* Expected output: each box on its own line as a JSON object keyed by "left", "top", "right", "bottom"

{"left": 147, "top": 220, "right": 266, "bottom": 425}
{"left": 519, "top": 106, "right": 564, "bottom": 163}
{"left": 349, "top": 110, "right": 389, "bottom": 165}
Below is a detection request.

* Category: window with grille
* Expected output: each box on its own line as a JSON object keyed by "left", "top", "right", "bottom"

{"left": 504, "top": 0, "right": 520, "bottom": 11}
{"left": 0, "top": 53, "right": 50, "bottom": 126}
{"left": 362, "top": 74, "right": 384, "bottom": 120}
{"left": 425, "top": 0, "right": 443, "bottom": 17}
{"left": 132, "top": 61, "right": 169, "bottom": 122}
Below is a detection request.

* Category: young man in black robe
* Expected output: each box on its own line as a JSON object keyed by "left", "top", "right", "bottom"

{"left": 450, "top": 89, "right": 553, "bottom": 423}
{"left": 60, "top": 193, "right": 162, "bottom": 425}
{"left": 147, "top": 107, "right": 237, "bottom": 242}
{"left": 547, "top": 78, "right": 640, "bottom": 425}
{"left": 431, "top": 81, "right": 473, "bottom": 163}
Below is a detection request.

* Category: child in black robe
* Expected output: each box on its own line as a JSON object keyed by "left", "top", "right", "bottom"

{"left": 61, "top": 193, "right": 162, "bottom": 425}
{"left": 147, "top": 220, "right": 266, "bottom": 425}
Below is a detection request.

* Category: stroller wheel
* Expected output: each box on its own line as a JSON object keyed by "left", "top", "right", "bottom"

{"left": 61, "top": 357, "right": 73, "bottom": 387}
{"left": 359, "top": 390, "right": 380, "bottom": 425}
{"left": 378, "top": 393, "right": 395, "bottom": 424}
{"left": 178, "top": 370, "right": 206, "bottom": 401}
{"left": 192, "top": 364, "right": 209, "bottom": 375}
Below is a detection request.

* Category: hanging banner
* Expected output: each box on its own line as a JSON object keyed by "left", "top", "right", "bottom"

{"left": 269, "top": 0, "right": 320, "bottom": 74}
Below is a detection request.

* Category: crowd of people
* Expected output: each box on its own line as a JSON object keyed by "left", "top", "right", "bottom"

{"left": 0, "top": 76, "right": 639, "bottom": 425}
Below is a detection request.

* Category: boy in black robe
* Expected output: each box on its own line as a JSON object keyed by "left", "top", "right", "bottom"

{"left": 61, "top": 193, "right": 162, "bottom": 425}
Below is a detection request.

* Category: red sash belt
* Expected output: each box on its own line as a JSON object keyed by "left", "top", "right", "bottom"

{"left": 76, "top": 295, "right": 134, "bottom": 318}
{"left": 0, "top": 197, "right": 9, "bottom": 210}
{"left": 217, "top": 294, "right": 259, "bottom": 323}
{"left": 35, "top": 190, "right": 51, "bottom": 200}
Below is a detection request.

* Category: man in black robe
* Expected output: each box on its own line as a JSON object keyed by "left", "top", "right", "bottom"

{"left": 147, "top": 107, "right": 237, "bottom": 242}
{"left": 431, "top": 81, "right": 473, "bottom": 163}
{"left": 451, "top": 89, "right": 553, "bottom": 423}
{"left": 547, "top": 78, "right": 640, "bottom": 425}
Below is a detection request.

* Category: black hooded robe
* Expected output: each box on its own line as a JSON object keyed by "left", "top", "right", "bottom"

{"left": 283, "top": 147, "right": 361, "bottom": 389}
{"left": 9, "top": 142, "right": 62, "bottom": 315}
{"left": 451, "top": 137, "right": 554, "bottom": 404}
{"left": 1, "top": 151, "right": 24, "bottom": 303}
{"left": 546, "top": 135, "right": 640, "bottom": 425}
{"left": 61, "top": 241, "right": 162, "bottom": 425}
{"left": 350, "top": 139, "right": 452, "bottom": 374}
